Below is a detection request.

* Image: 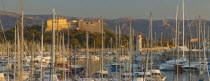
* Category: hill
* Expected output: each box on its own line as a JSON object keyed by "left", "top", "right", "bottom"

{"left": 0, "top": 11, "right": 209, "bottom": 39}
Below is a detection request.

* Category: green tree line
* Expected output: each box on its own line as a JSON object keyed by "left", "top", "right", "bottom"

{"left": 0, "top": 25, "right": 129, "bottom": 48}
{"left": 0, "top": 25, "right": 173, "bottom": 48}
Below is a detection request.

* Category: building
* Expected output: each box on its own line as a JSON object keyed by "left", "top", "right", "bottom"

{"left": 45, "top": 17, "right": 70, "bottom": 31}
{"left": 77, "top": 20, "right": 102, "bottom": 33}
{"left": 45, "top": 17, "right": 102, "bottom": 33}
{"left": 136, "top": 35, "right": 143, "bottom": 53}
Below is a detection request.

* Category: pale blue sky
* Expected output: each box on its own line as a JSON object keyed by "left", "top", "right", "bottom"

{"left": 1, "top": 0, "right": 210, "bottom": 19}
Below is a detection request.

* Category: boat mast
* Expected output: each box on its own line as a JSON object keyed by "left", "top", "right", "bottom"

{"left": 19, "top": 0, "right": 24, "bottom": 80}
{"left": 129, "top": 19, "right": 132, "bottom": 80}
{"left": 175, "top": 4, "right": 178, "bottom": 50}
{"left": 101, "top": 17, "right": 104, "bottom": 81}
{"left": 0, "top": 19, "right": 6, "bottom": 41}
{"left": 67, "top": 23, "right": 71, "bottom": 79}
{"left": 188, "top": 37, "right": 191, "bottom": 81}
{"left": 17, "top": 21, "right": 21, "bottom": 81}
{"left": 203, "top": 22, "right": 209, "bottom": 79}
{"left": 62, "top": 33, "right": 66, "bottom": 81}
{"left": 40, "top": 20, "right": 44, "bottom": 81}
{"left": 14, "top": 25, "right": 16, "bottom": 81}
{"left": 208, "top": 26, "right": 210, "bottom": 79}
{"left": 132, "top": 28, "right": 135, "bottom": 81}
{"left": 86, "top": 31, "right": 89, "bottom": 79}
{"left": 30, "top": 41, "right": 35, "bottom": 81}
{"left": 93, "top": 39, "right": 96, "bottom": 80}
{"left": 7, "top": 42, "right": 10, "bottom": 81}
{"left": 149, "top": 12, "right": 153, "bottom": 70}
{"left": 144, "top": 49, "right": 149, "bottom": 81}
{"left": 119, "top": 24, "right": 122, "bottom": 81}
{"left": 115, "top": 24, "right": 118, "bottom": 79}
{"left": 161, "top": 32, "right": 163, "bottom": 47}
{"left": 182, "top": 0, "right": 185, "bottom": 57}
{"left": 175, "top": 4, "right": 179, "bottom": 81}
{"left": 198, "top": 16, "right": 201, "bottom": 72}
{"left": 50, "top": 8, "right": 56, "bottom": 81}
{"left": 20, "top": 0, "right": 24, "bottom": 49}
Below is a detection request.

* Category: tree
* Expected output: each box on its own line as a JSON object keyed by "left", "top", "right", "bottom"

{"left": 71, "top": 38, "right": 79, "bottom": 47}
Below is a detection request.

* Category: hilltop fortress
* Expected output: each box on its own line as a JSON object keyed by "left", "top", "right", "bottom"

{"left": 45, "top": 17, "right": 102, "bottom": 33}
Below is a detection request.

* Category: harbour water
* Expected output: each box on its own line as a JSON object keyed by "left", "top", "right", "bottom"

{"left": 161, "top": 71, "right": 201, "bottom": 81}
{"left": 73, "top": 56, "right": 210, "bottom": 81}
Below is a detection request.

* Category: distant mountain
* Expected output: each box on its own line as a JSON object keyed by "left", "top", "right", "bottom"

{"left": 0, "top": 11, "right": 209, "bottom": 39}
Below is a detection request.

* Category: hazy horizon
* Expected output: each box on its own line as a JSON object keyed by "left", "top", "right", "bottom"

{"left": 1, "top": 0, "right": 210, "bottom": 20}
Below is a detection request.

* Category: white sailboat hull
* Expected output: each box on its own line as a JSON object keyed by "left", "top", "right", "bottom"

{"left": 159, "top": 64, "right": 174, "bottom": 71}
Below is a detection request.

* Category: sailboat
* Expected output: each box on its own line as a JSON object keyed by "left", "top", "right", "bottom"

{"left": 180, "top": 16, "right": 206, "bottom": 72}
{"left": 47, "top": 8, "right": 59, "bottom": 81}
{"left": 147, "top": 12, "right": 166, "bottom": 81}
{"left": 93, "top": 17, "right": 112, "bottom": 81}
{"left": 159, "top": 0, "right": 188, "bottom": 71}
{"left": 92, "top": 68, "right": 110, "bottom": 81}
{"left": 174, "top": 0, "right": 189, "bottom": 72}
{"left": 181, "top": 61, "right": 207, "bottom": 72}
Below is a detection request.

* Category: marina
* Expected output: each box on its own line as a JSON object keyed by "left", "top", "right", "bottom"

{"left": 0, "top": 0, "right": 210, "bottom": 81}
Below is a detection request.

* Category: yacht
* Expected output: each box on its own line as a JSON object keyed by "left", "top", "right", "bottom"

{"left": 92, "top": 68, "right": 110, "bottom": 81}
{"left": 150, "top": 69, "right": 166, "bottom": 81}
{"left": 121, "top": 73, "right": 132, "bottom": 81}
{"left": 181, "top": 62, "right": 199, "bottom": 71}
{"left": 0, "top": 73, "right": 5, "bottom": 81}
{"left": 181, "top": 62, "right": 207, "bottom": 72}
{"left": 177, "top": 46, "right": 189, "bottom": 51}
{"left": 134, "top": 72, "right": 155, "bottom": 81}
{"left": 159, "top": 56, "right": 188, "bottom": 71}
{"left": 71, "top": 64, "right": 85, "bottom": 74}
{"left": 159, "top": 60, "right": 176, "bottom": 70}
{"left": 92, "top": 69, "right": 109, "bottom": 77}
{"left": 43, "top": 74, "right": 59, "bottom": 81}
{"left": 174, "top": 56, "right": 188, "bottom": 71}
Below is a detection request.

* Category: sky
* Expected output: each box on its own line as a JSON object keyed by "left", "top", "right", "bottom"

{"left": 1, "top": 0, "right": 210, "bottom": 19}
